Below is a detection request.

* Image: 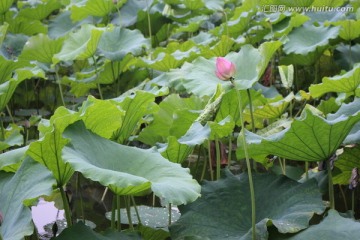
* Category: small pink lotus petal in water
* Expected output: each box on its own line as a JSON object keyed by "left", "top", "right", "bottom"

{"left": 215, "top": 57, "right": 236, "bottom": 81}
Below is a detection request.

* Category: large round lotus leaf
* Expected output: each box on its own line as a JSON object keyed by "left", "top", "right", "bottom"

{"left": 98, "top": 27, "right": 150, "bottom": 61}
{"left": 237, "top": 106, "right": 360, "bottom": 163}
{"left": 61, "top": 121, "right": 201, "bottom": 205}
{"left": 283, "top": 25, "right": 339, "bottom": 55}
{"left": 70, "top": 0, "right": 116, "bottom": 21}
{"left": 271, "top": 210, "right": 360, "bottom": 239}
{"left": 169, "top": 169, "right": 325, "bottom": 240}
{"left": 19, "top": 34, "right": 64, "bottom": 63}
{"left": 309, "top": 63, "right": 360, "bottom": 98}
{"left": 52, "top": 24, "right": 103, "bottom": 64}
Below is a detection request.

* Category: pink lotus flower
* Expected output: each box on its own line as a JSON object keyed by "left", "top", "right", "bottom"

{"left": 215, "top": 57, "right": 236, "bottom": 81}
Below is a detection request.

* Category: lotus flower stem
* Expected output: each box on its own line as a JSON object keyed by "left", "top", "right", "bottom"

{"left": 76, "top": 173, "right": 85, "bottom": 222}
{"left": 60, "top": 186, "right": 73, "bottom": 227}
{"left": 352, "top": 190, "right": 355, "bottom": 214}
{"left": 131, "top": 196, "right": 142, "bottom": 225}
{"left": 168, "top": 203, "right": 172, "bottom": 225}
{"left": 111, "top": 195, "right": 116, "bottom": 229}
{"left": 125, "top": 196, "right": 134, "bottom": 230}
{"left": 215, "top": 138, "right": 221, "bottom": 180}
{"left": 228, "top": 134, "right": 232, "bottom": 168}
{"left": 246, "top": 89, "right": 255, "bottom": 133}
{"left": 117, "top": 195, "right": 122, "bottom": 230}
{"left": 207, "top": 141, "right": 214, "bottom": 181}
{"left": 145, "top": 0, "right": 152, "bottom": 47}
{"left": 328, "top": 164, "right": 335, "bottom": 209}
{"left": 5, "top": 105, "right": 14, "bottom": 124}
{"left": 231, "top": 79, "right": 256, "bottom": 240}
{"left": 200, "top": 147, "right": 207, "bottom": 181}
{"left": 55, "top": 68, "right": 66, "bottom": 107}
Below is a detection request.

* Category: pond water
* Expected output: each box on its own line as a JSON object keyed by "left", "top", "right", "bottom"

{"left": 31, "top": 199, "right": 66, "bottom": 239}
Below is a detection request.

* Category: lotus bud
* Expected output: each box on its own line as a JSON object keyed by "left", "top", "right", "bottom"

{"left": 215, "top": 57, "right": 236, "bottom": 81}
{"left": 0, "top": 211, "right": 3, "bottom": 226}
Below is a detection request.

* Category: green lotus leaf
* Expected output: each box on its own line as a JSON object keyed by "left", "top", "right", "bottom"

{"left": 0, "top": 55, "right": 28, "bottom": 83}
{"left": 0, "top": 123, "right": 23, "bottom": 152}
{"left": 0, "top": 33, "right": 28, "bottom": 59}
{"left": 221, "top": 4, "right": 256, "bottom": 38}
{"left": 208, "top": 116, "right": 235, "bottom": 139}
{"left": 17, "top": 0, "right": 62, "bottom": 20}
{"left": 48, "top": 11, "right": 94, "bottom": 39}
{"left": 7, "top": 17, "right": 47, "bottom": 35}
{"left": 190, "top": 31, "right": 216, "bottom": 45}
{"left": 62, "top": 121, "right": 201, "bottom": 205}
{"left": 0, "top": 22, "right": 8, "bottom": 46}
{"left": 0, "top": 146, "right": 28, "bottom": 172}
{"left": 139, "top": 41, "right": 199, "bottom": 71}
{"left": 98, "top": 27, "right": 150, "bottom": 61}
{"left": 280, "top": 47, "right": 328, "bottom": 66}
{"left": 159, "top": 136, "right": 194, "bottom": 163}
{"left": 264, "top": 13, "right": 310, "bottom": 40}
{"left": 170, "top": 169, "right": 325, "bottom": 240}
{"left": 170, "top": 109, "right": 200, "bottom": 137}
{"left": 215, "top": 88, "right": 264, "bottom": 126}
{"left": 201, "top": 35, "right": 235, "bottom": 58}
{"left": 327, "top": 98, "right": 360, "bottom": 144}
{"left": 335, "top": 43, "right": 360, "bottom": 71}
{"left": 237, "top": 106, "right": 360, "bottom": 163}
{"left": 111, "top": 90, "right": 156, "bottom": 144}
{"left": 204, "top": 0, "right": 224, "bottom": 10}
{"left": 333, "top": 145, "right": 360, "bottom": 185}
{"left": 59, "top": 58, "right": 124, "bottom": 97}
{"left": 0, "top": 0, "right": 14, "bottom": 14}
{"left": 61, "top": 75, "right": 97, "bottom": 97}
{"left": 0, "top": 60, "right": 45, "bottom": 110}
{"left": 317, "top": 97, "right": 340, "bottom": 115}
{"left": 0, "top": 157, "right": 56, "bottom": 240}
{"left": 138, "top": 94, "right": 204, "bottom": 145}
{"left": 78, "top": 96, "right": 125, "bottom": 139}
{"left": 19, "top": 33, "right": 64, "bottom": 64}
{"left": 244, "top": 92, "right": 294, "bottom": 121}
{"left": 283, "top": 25, "right": 339, "bottom": 55}
{"left": 95, "top": 57, "right": 132, "bottom": 85}
{"left": 110, "top": 0, "right": 147, "bottom": 27}
{"left": 174, "top": 19, "right": 203, "bottom": 34}
{"left": 330, "top": 19, "right": 360, "bottom": 40}
{"left": 178, "top": 122, "right": 211, "bottom": 146}
{"left": 183, "top": 0, "right": 204, "bottom": 10}
{"left": 53, "top": 24, "right": 104, "bottom": 64}
{"left": 70, "top": 0, "right": 115, "bottom": 21}
{"left": 309, "top": 63, "right": 360, "bottom": 98}
{"left": 27, "top": 107, "right": 79, "bottom": 185}
{"left": 272, "top": 210, "right": 360, "bottom": 239}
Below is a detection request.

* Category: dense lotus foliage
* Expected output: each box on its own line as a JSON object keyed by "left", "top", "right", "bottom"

{"left": 0, "top": 0, "right": 360, "bottom": 239}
